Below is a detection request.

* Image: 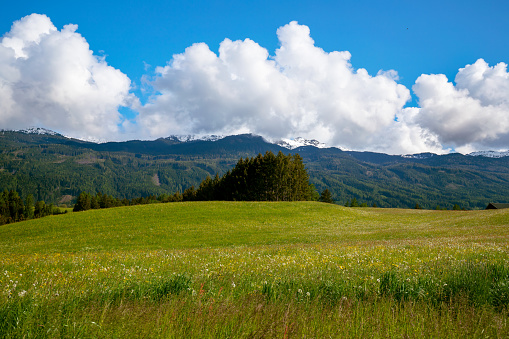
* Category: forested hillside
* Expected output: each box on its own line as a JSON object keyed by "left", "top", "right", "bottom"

{"left": 1, "top": 130, "right": 509, "bottom": 209}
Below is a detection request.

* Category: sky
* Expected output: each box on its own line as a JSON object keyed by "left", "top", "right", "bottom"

{"left": 1, "top": 0, "right": 509, "bottom": 154}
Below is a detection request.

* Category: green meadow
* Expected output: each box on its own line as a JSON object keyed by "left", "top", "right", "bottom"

{"left": 1, "top": 202, "right": 508, "bottom": 338}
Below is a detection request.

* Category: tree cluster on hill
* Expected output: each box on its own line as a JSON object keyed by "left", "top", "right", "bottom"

{"left": 73, "top": 152, "right": 322, "bottom": 212}
{"left": 0, "top": 190, "right": 64, "bottom": 225}
{"left": 182, "top": 151, "right": 316, "bottom": 202}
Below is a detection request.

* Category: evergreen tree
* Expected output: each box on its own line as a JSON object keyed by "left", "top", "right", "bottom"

{"left": 74, "top": 192, "right": 92, "bottom": 212}
{"left": 183, "top": 186, "right": 197, "bottom": 201}
{"left": 24, "top": 194, "right": 35, "bottom": 219}
{"left": 0, "top": 191, "right": 9, "bottom": 221}
{"left": 196, "top": 176, "right": 215, "bottom": 201}
{"left": 91, "top": 195, "right": 100, "bottom": 209}
{"left": 8, "top": 190, "right": 24, "bottom": 222}
{"left": 34, "top": 201, "right": 54, "bottom": 218}
{"left": 34, "top": 201, "right": 44, "bottom": 218}
{"left": 319, "top": 189, "right": 334, "bottom": 204}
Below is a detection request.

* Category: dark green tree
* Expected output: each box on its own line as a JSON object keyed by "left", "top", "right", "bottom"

{"left": 91, "top": 195, "right": 100, "bottom": 209}
{"left": 319, "top": 189, "right": 334, "bottom": 204}
{"left": 183, "top": 186, "right": 197, "bottom": 201}
{"left": 24, "top": 194, "right": 35, "bottom": 219}
{"left": 196, "top": 176, "right": 215, "bottom": 201}
{"left": 184, "top": 151, "right": 314, "bottom": 202}
{"left": 8, "top": 190, "right": 24, "bottom": 222}
{"left": 74, "top": 192, "right": 92, "bottom": 212}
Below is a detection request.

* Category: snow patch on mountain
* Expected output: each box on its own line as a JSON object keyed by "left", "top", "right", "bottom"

{"left": 72, "top": 135, "right": 109, "bottom": 144}
{"left": 276, "top": 137, "right": 329, "bottom": 150}
{"left": 468, "top": 151, "right": 509, "bottom": 158}
{"left": 14, "top": 127, "right": 61, "bottom": 136}
{"left": 401, "top": 152, "right": 436, "bottom": 159}
{"left": 164, "top": 135, "right": 224, "bottom": 142}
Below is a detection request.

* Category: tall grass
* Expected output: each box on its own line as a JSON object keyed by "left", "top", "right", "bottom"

{"left": 0, "top": 202, "right": 508, "bottom": 337}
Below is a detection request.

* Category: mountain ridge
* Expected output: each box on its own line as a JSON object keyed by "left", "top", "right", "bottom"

{"left": 4, "top": 127, "right": 507, "bottom": 158}
{"left": 1, "top": 128, "right": 509, "bottom": 210}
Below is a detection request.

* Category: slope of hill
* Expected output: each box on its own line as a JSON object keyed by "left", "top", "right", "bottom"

{"left": 1, "top": 202, "right": 507, "bottom": 337}
{"left": 1, "top": 129, "right": 509, "bottom": 209}
{"left": 1, "top": 201, "right": 507, "bottom": 254}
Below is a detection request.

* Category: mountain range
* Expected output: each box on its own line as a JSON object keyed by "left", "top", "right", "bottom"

{"left": 1, "top": 127, "right": 508, "bottom": 210}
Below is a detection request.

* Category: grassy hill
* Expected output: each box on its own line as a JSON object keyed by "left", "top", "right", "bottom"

{"left": 1, "top": 201, "right": 509, "bottom": 254}
{"left": 1, "top": 202, "right": 508, "bottom": 337}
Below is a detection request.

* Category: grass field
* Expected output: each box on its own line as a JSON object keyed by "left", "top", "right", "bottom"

{"left": 0, "top": 202, "right": 508, "bottom": 338}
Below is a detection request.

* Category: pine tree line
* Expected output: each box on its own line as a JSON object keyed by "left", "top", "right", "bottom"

{"left": 72, "top": 192, "right": 181, "bottom": 212}
{"left": 0, "top": 190, "right": 65, "bottom": 225}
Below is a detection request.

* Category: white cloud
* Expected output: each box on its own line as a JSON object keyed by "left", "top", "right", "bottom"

{"left": 137, "top": 21, "right": 419, "bottom": 153}
{"left": 413, "top": 59, "right": 509, "bottom": 151}
{"left": 0, "top": 14, "right": 134, "bottom": 140}
{"left": 5, "top": 15, "right": 508, "bottom": 155}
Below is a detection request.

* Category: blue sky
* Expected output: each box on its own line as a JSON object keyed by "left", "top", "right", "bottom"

{"left": 4, "top": 0, "right": 507, "bottom": 91}
{"left": 1, "top": 0, "right": 509, "bottom": 153}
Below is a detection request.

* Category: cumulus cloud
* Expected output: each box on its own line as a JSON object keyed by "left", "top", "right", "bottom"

{"left": 4, "top": 15, "right": 508, "bottom": 154}
{"left": 0, "top": 14, "right": 134, "bottom": 140}
{"left": 413, "top": 59, "right": 509, "bottom": 152}
{"left": 137, "top": 21, "right": 417, "bottom": 153}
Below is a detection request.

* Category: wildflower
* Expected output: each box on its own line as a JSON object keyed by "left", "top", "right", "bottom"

{"left": 298, "top": 289, "right": 302, "bottom": 294}
{"left": 306, "top": 292, "right": 310, "bottom": 297}
{"left": 232, "top": 282, "right": 236, "bottom": 288}
{"left": 18, "top": 290, "right": 27, "bottom": 297}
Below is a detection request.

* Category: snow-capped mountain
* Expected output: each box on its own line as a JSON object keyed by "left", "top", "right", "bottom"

{"left": 14, "top": 127, "right": 61, "bottom": 136}
{"left": 164, "top": 135, "right": 224, "bottom": 143}
{"left": 72, "top": 135, "right": 109, "bottom": 144}
{"left": 401, "top": 152, "right": 436, "bottom": 159}
{"left": 276, "top": 137, "right": 328, "bottom": 150}
{"left": 468, "top": 151, "right": 509, "bottom": 158}
{"left": 5, "top": 127, "right": 509, "bottom": 159}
